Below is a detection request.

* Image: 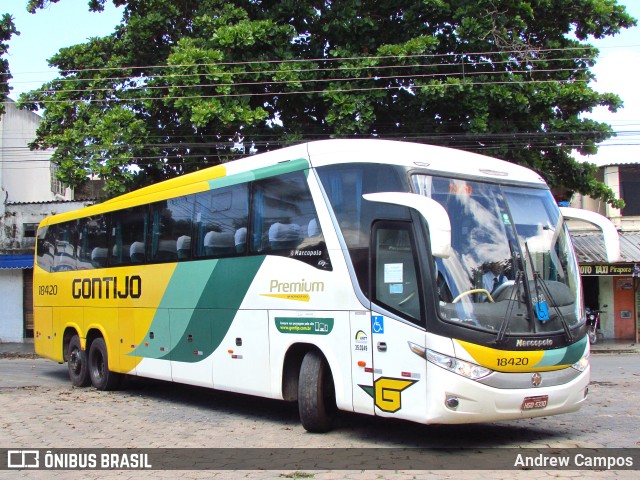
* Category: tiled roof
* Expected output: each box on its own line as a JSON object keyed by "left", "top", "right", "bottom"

{"left": 571, "top": 231, "right": 640, "bottom": 264}
{"left": 6, "top": 200, "right": 93, "bottom": 205}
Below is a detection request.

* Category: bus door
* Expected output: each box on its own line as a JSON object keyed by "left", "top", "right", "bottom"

{"left": 369, "top": 221, "right": 428, "bottom": 423}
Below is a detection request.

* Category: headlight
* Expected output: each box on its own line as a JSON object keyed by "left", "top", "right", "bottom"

{"left": 571, "top": 345, "right": 590, "bottom": 372}
{"left": 426, "top": 349, "right": 493, "bottom": 380}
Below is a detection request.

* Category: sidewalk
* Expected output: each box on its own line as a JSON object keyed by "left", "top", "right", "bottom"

{"left": 0, "top": 339, "right": 37, "bottom": 358}
{"left": 589, "top": 338, "right": 639, "bottom": 354}
{"left": 1, "top": 338, "right": 637, "bottom": 357}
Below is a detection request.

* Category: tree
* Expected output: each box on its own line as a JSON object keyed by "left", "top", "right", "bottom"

{"left": 0, "top": 13, "right": 18, "bottom": 115}
{"left": 20, "top": 0, "right": 635, "bottom": 204}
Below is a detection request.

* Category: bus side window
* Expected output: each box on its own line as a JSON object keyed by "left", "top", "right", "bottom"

{"left": 77, "top": 216, "right": 108, "bottom": 270}
{"left": 317, "top": 163, "right": 407, "bottom": 295}
{"left": 373, "top": 222, "right": 423, "bottom": 326}
{"left": 52, "top": 222, "right": 78, "bottom": 272}
{"left": 194, "top": 183, "right": 249, "bottom": 259}
{"left": 151, "top": 196, "right": 194, "bottom": 262}
{"left": 36, "top": 225, "right": 55, "bottom": 272}
{"left": 250, "top": 171, "right": 324, "bottom": 254}
{"left": 111, "top": 206, "right": 148, "bottom": 266}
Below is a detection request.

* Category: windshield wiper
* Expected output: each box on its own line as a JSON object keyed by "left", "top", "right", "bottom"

{"left": 495, "top": 241, "right": 528, "bottom": 344}
{"left": 524, "top": 242, "right": 574, "bottom": 342}
{"left": 495, "top": 269, "right": 524, "bottom": 344}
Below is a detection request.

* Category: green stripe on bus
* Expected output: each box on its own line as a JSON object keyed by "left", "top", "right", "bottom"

{"left": 132, "top": 256, "right": 265, "bottom": 362}
{"left": 558, "top": 335, "right": 588, "bottom": 366}
{"left": 207, "top": 158, "right": 309, "bottom": 190}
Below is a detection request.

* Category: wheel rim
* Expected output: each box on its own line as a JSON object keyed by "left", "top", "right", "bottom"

{"left": 92, "top": 350, "right": 105, "bottom": 381}
{"left": 69, "top": 348, "right": 82, "bottom": 374}
{"left": 98, "top": 354, "right": 105, "bottom": 378}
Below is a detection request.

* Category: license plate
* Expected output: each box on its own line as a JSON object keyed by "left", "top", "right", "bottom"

{"left": 521, "top": 395, "right": 548, "bottom": 411}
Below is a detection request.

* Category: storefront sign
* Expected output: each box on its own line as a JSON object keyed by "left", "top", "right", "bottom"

{"left": 579, "top": 263, "right": 640, "bottom": 276}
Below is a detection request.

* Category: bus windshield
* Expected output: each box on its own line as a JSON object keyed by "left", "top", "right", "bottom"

{"left": 412, "top": 175, "right": 581, "bottom": 335}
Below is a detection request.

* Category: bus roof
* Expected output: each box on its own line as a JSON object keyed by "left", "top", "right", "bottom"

{"left": 306, "top": 139, "right": 546, "bottom": 184}
{"left": 40, "top": 139, "right": 547, "bottom": 225}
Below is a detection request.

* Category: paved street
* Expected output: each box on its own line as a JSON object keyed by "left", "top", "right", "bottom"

{"left": 0, "top": 352, "right": 638, "bottom": 479}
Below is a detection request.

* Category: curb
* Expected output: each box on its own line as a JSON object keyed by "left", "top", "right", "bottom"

{"left": 0, "top": 352, "right": 40, "bottom": 359}
{"left": 590, "top": 349, "right": 639, "bottom": 355}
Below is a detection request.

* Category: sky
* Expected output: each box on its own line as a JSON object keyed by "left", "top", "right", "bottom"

{"left": 1, "top": 0, "right": 639, "bottom": 167}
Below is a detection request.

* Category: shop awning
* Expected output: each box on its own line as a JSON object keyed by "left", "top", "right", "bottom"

{"left": 571, "top": 231, "right": 640, "bottom": 264}
{"left": 0, "top": 254, "right": 34, "bottom": 269}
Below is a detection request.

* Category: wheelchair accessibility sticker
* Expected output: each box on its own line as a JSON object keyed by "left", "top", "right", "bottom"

{"left": 372, "top": 315, "right": 384, "bottom": 334}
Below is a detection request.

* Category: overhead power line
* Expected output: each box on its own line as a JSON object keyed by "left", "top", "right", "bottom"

{"left": 16, "top": 77, "right": 595, "bottom": 107}
{"left": 2, "top": 53, "right": 593, "bottom": 89}
{"left": 0, "top": 46, "right": 604, "bottom": 78}
{"left": 2, "top": 46, "right": 606, "bottom": 104}
{"left": 11, "top": 66, "right": 588, "bottom": 98}
{"left": 2, "top": 128, "right": 640, "bottom": 167}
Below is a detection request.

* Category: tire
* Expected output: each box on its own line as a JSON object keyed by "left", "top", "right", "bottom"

{"left": 88, "top": 337, "right": 122, "bottom": 391}
{"left": 67, "top": 334, "right": 90, "bottom": 387}
{"left": 298, "top": 350, "right": 336, "bottom": 433}
{"left": 588, "top": 328, "right": 597, "bottom": 345}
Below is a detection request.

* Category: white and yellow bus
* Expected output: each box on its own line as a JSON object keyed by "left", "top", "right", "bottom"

{"left": 34, "top": 139, "right": 619, "bottom": 432}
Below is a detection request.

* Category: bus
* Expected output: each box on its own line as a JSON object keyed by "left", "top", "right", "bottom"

{"left": 33, "top": 139, "right": 620, "bottom": 432}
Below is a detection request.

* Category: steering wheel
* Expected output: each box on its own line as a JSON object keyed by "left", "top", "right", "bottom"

{"left": 489, "top": 280, "right": 515, "bottom": 301}
{"left": 398, "top": 290, "right": 416, "bottom": 306}
{"left": 452, "top": 289, "right": 494, "bottom": 303}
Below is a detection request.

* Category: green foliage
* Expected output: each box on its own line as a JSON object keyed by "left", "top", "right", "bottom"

{"left": 0, "top": 13, "right": 18, "bottom": 115}
{"left": 27, "top": 1, "right": 116, "bottom": 14}
{"left": 19, "top": 0, "right": 636, "bottom": 204}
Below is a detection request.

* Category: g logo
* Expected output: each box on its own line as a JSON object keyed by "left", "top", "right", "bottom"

{"left": 374, "top": 377, "right": 417, "bottom": 413}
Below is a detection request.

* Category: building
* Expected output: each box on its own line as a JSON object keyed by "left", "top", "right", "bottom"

{"left": 570, "top": 163, "right": 640, "bottom": 344}
{"left": 1, "top": 99, "right": 88, "bottom": 342}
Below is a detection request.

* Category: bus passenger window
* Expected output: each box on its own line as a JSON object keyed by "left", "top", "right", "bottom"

{"left": 111, "top": 206, "right": 148, "bottom": 266}
{"left": 77, "top": 216, "right": 108, "bottom": 270}
{"left": 36, "top": 225, "right": 56, "bottom": 272}
{"left": 52, "top": 222, "right": 78, "bottom": 272}
{"left": 251, "top": 171, "right": 324, "bottom": 251}
{"left": 150, "top": 196, "right": 194, "bottom": 262}
{"left": 194, "top": 183, "right": 248, "bottom": 259}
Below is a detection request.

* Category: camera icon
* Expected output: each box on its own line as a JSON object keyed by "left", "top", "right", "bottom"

{"left": 7, "top": 450, "right": 39, "bottom": 469}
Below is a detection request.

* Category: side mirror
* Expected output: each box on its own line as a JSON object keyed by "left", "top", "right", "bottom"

{"left": 363, "top": 192, "right": 451, "bottom": 258}
{"left": 559, "top": 207, "right": 621, "bottom": 263}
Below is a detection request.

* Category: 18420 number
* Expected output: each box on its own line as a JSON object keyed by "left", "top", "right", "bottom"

{"left": 497, "top": 357, "right": 529, "bottom": 367}
{"left": 38, "top": 285, "right": 58, "bottom": 296}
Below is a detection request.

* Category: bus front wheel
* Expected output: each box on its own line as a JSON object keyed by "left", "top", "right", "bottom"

{"left": 298, "top": 350, "right": 336, "bottom": 433}
{"left": 88, "top": 338, "right": 122, "bottom": 391}
{"left": 67, "top": 334, "right": 90, "bottom": 387}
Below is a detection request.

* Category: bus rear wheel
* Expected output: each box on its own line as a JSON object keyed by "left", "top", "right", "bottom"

{"left": 88, "top": 337, "right": 122, "bottom": 391}
{"left": 298, "top": 350, "right": 336, "bottom": 433}
{"left": 67, "top": 334, "right": 90, "bottom": 387}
